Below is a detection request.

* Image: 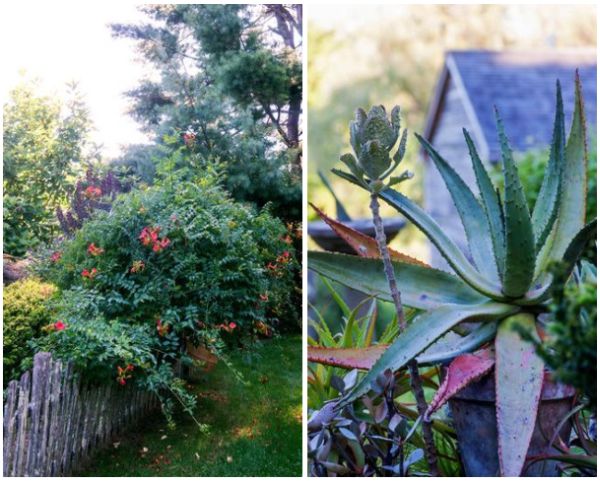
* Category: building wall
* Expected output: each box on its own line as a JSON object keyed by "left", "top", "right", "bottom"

{"left": 424, "top": 75, "right": 484, "bottom": 271}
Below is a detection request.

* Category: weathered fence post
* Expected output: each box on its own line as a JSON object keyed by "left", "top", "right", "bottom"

{"left": 3, "top": 352, "right": 158, "bottom": 477}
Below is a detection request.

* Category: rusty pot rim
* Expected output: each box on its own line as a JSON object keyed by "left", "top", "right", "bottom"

{"left": 451, "top": 370, "right": 576, "bottom": 402}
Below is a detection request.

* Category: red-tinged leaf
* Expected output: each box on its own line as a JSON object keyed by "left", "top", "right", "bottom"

{"left": 310, "top": 203, "right": 429, "bottom": 267}
{"left": 308, "top": 345, "right": 388, "bottom": 371}
{"left": 495, "top": 313, "right": 545, "bottom": 477}
{"left": 425, "top": 348, "right": 494, "bottom": 420}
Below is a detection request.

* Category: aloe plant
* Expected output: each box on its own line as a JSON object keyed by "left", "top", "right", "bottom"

{"left": 308, "top": 74, "right": 596, "bottom": 476}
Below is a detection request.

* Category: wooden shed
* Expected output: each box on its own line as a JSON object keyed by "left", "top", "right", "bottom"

{"left": 422, "top": 49, "right": 597, "bottom": 269}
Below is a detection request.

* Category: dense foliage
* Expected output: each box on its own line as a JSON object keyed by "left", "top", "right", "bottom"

{"left": 109, "top": 4, "right": 302, "bottom": 221}
{"left": 308, "top": 283, "right": 461, "bottom": 476}
{"left": 3, "top": 278, "right": 57, "bottom": 383}
{"left": 308, "top": 369, "right": 460, "bottom": 477}
{"left": 34, "top": 175, "right": 298, "bottom": 420}
{"left": 3, "top": 80, "right": 93, "bottom": 256}
{"left": 520, "top": 261, "right": 597, "bottom": 409}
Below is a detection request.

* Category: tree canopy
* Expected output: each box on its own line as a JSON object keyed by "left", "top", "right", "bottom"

{"left": 3, "top": 80, "right": 93, "bottom": 256}
{"left": 110, "top": 5, "right": 302, "bottom": 219}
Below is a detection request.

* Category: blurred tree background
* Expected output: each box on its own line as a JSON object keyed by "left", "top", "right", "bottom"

{"left": 3, "top": 80, "right": 98, "bottom": 256}
{"left": 308, "top": 4, "right": 597, "bottom": 260}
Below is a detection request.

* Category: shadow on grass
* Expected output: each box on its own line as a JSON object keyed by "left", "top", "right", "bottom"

{"left": 77, "top": 335, "right": 302, "bottom": 477}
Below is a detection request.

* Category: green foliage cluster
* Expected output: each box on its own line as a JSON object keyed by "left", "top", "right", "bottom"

{"left": 34, "top": 175, "right": 298, "bottom": 420}
{"left": 521, "top": 261, "right": 597, "bottom": 409}
{"left": 308, "top": 281, "right": 461, "bottom": 476}
{"left": 110, "top": 4, "right": 302, "bottom": 221}
{"left": 3, "top": 80, "right": 93, "bottom": 256}
{"left": 3, "top": 278, "right": 57, "bottom": 383}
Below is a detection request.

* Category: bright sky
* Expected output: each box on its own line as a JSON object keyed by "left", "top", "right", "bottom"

{"left": 1, "top": 3, "right": 153, "bottom": 158}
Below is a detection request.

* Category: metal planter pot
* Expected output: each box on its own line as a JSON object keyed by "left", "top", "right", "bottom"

{"left": 449, "top": 371, "right": 575, "bottom": 476}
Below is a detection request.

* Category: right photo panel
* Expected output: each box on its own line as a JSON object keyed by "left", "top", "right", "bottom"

{"left": 306, "top": 4, "right": 597, "bottom": 477}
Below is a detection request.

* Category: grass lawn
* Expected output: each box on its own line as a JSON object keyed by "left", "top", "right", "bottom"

{"left": 78, "top": 334, "right": 302, "bottom": 477}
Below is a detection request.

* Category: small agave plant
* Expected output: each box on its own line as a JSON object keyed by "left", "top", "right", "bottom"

{"left": 308, "top": 74, "right": 596, "bottom": 476}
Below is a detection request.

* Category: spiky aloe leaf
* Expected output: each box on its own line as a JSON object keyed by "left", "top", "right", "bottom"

{"left": 540, "top": 72, "right": 588, "bottom": 272}
{"left": 425, "top": 348, "right": 495, "bottom": 420}
{"left": 309, "top": 251, "right": 488, "bottom": 310}
{"left": 531, "top": 82, "right": 565, "bottom": 252}
{"left": 308, "top": 345, "right": 388, "bottom": 371}
{"left": 310, "top": 204, "right": 429, "bottom": 266}
{"left": 496, "top": 111, "right": 536, "bottom": 297}
{"left": 333, "top": 166, "right": 505, "bottom": 299}
{"left": 416, "top": 133, "right": 498, "bottom": 283}
{"left": 308, "top": 322, "right": 498, "bottom": 371}
{"left": 337, "top": 302, "right": 518, "bottom": 407}
{"left": 464, "top": 129, "right": 506, "bottom": 280}
{"left": 515, "top": 218, "right": 596, "bottom": 306}
{"left": 376, "top": 187, "right": 504, "bottom": 299}
{"left": 560, "top": 218, "right": 597, "bottom": 279}
{"left": 495, "top": 313, "right": 544, "bottom": 476}
{"left": 417, "top": 322, "right": 498, "bottom": 366}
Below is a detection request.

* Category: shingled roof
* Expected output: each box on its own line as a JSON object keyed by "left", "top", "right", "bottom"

{"left": 424, "top": 49, "right": 597, "bottom": 161}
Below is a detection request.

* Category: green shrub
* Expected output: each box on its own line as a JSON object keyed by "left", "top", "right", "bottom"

{"left": 3, "top": 278, "right": 57, "bottom": 383}
{"left": 3, "top": 195, "right": 56, "bottom": 258}
{"left": 33, "top": 175, "right": 298, "bottom": 421}
{"left": 519, "top": 261, "right": 597, "bottom": 409}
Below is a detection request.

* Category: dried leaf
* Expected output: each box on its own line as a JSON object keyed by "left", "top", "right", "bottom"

{"left": 308, "top": 345, "right": 388, "bottom": 371}
{"left": 310, "top": 204, "right": 428, "bottom": 266}
{"left": 425, "top": 348, "right": 494, "bottom": 420}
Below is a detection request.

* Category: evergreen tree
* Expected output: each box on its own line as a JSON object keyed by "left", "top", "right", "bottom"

{"left": 111, "top": 4, "right": 302, "bottom": 220}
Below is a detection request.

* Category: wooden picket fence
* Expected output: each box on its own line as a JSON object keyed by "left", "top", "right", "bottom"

{"left": 3, "top": 352, "right": 158, "bottom": 477}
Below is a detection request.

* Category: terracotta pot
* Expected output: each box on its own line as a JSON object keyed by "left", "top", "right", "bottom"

{"left": 449, "top": 371, "right": 575, "bottom": 476}
{"left": 185, "top": 341, "right": 218, "bottom": 378}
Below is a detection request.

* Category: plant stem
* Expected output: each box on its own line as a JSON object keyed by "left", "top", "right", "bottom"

{"left": 369, "top": 192, "right": 440, "bottom": 476}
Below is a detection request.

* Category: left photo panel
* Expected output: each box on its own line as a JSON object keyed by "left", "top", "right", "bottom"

{"left": 2, "top": 4, "right": 303, "bottom": 477}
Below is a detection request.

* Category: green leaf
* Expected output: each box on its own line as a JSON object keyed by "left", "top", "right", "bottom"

{"left": 516, "top": 218, "right": 596, "bottom": 306}
{"left": 338, "top": 302, "right": 517, "bottom": 407}
{"left": 332, "top": 168, "right": 506, "bottom": 298}
{"left": 416, "top": 133, "right": 498, "bottom": 283}
{"left": 317, "top": 171, "right": 351, "bottom": 221}
{"left": 464, "top": 129, "right": 506, "bottom": 280}
{"left": 417, "top": 322, "right": 498, "bottom": 366}
{"left": 362, "top": 300, "right": 378, "bottom": 347}
{"left": 376, "top": 188, "right": 504, "bottom": 299}
{"left": 319, "top": 275, "right": 351, "bottom": 318}
{"left": 562, "top": 218, "right": 597, "bottom": 277}
{"left": 496, "top": 111, "right": 536, "bottom": 297}
{"left": 309, "top": 251, "right": 488, "bottom": 310}
{"left": 341, "top": 296, "right": 374, "bottom": 348}
{"left": 542, "top": 72, "right": 589, "bottom": 270}
{"left": 495, "top": 313, "right": 544, "bottom": 476}
{"left": 531, "top": 82, "right": 565, "bottom": 252}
